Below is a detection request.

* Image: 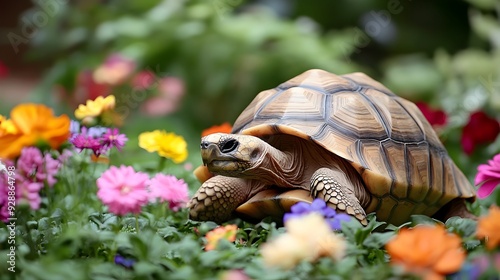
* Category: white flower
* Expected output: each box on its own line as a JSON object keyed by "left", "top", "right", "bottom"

{"left": 0, "top": 160, "right": 7, "bottom": 174}
{"left": 260, "top": 213, "right": 347, "bottom": 269}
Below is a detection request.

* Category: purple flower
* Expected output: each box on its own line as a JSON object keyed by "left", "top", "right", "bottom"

{"left": 17, "top": 147, "right": 61, "bottom": 187}
{"left": 475, "top": 153, "right": 500, "bottom": 198}
{"left": 101, "top": 128, "right": 128, "bottom": 151}
{"left": 70, "top": 120, "right": 80, "bottom": 136}
{"left": 114, "top": 254, "right": 135, "bottom": 268}
{"left": 283, "top": 198, "right": 351, "bottom": 230}
{"left": 86, "top": 126, "right": 108, "bottom": 138}
{"left": 71, "top": 133, "right": 102, "bottom": 155}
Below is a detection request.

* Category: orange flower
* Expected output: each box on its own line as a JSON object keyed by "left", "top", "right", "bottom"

{"left": 386, "top": 225, "right": 466, "bottom": 280}
{"left": 201, "top": 122, "right": 233, "bottom": 137}
{"left": 204, "top": 224, "right": 238, "bottom": 251}
{"left": 476, "top": 205, "right": 500, "bottom": 250}
{"left": 0, "top": 104, "right": 70, "bottom": 159}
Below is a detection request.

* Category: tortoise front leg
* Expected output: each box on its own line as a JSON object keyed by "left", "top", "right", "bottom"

{"left": 188, "top": 176, "right": 253, "bottom": 223}
{"left": 310, "top": 168, "right": 368, "bottom": 226}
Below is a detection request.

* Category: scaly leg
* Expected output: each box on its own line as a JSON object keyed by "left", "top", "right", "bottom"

{"left": 310, "top": 168, "right": 368, "bottom": 226}
{"left": 188, "top": 176, "right": 255, "bottom": 223}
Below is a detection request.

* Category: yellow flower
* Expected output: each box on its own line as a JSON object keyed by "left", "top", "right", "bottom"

{"left": 260, "top": 213, "right": 346, "bottom": 269}
{"left": 0, "top": 115, "right": 18, "bottom": 134}
{"left": 74, "top": 95, "right": 116, "bottom": 120}
{"left": 385, "top": 225, "right": 466, "bottom": 280}
{"left": 0, "top": 104, "right": 70, "bottom": 159}
{"left": 205, "top": 224, "right": 238, "bottom": 251}
{"left": 476, "top": 205, "right": 500, "bottom": 250}
{"left": 138, "top": 130, "right": 188, "bottom": 163}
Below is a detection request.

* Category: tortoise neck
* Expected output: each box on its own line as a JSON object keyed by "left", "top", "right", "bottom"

{"left": 245, "top": 139, "right": 304, "bottom": 188}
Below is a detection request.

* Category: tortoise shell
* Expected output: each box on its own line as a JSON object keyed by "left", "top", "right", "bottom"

{"left": 230, "top": 69, "right": 475, "bottom": 226}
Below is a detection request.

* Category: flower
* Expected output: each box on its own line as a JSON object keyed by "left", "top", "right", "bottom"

{"left": 416, "top": 102, "right": 447, "bottom": 127}
{"left": 101, "top": 128, "right": 128, "bottom": 151}
{"left": 148, "top": 174, "right": 189, "bottom": 211}
{"left": 17, "top": 147, "right": 61, "bottom": 187}
{"left": 461, "top": 111, "right": 500, "bottom": 155}
{"left": 0, "top": 104, "right": 70, "bottom": 159}
{"left": 70, "top": 126, "right": 127, "bottom": 157}
{"left": 132, "top": 70, "right": 156, "bottom": 90}
{"left": 476, "top": 205, "right": 500, "bottom": 250}
{"left": 0, "top": 61, "right": 8, "bottom": 79}
{"left": 474, "top": 153, "right": 500, "bottom": 198}
{"left": 74, "top": 95, "right": 116, "bottom": 120}
{"left": 451, "top": 253, "right": 499, "bottom": 280}
{"left": 261, "top": 213, "right": 346, "bottom": 269}
{"left": 219, "top": 270, "right": 250, "bottom": 280}
{"left": 140, "top": 77, "right": 185, "bottom": 116}
{"left": 205, "top": 224, "right": 238, "bottom": 251}
{"left": 138, "top": 130, "right": 188, "bottom": 163}
{"left": 93, "top": 54, "right": 136, "bottom": 86}
{"left": 201, "top": 122, "right": 233, "bottom": 137}
{"left": 96, "top": 165, "right": 149, "bottom": 216}
{"left": 283, "top": 198, "right": 351, "bottom": 230}
{"left": 114, "top": 254, "right": 135, "bottom": 268}
{"left": 70, "top": 132, "right": 102, "bottom": 155}
{"left": 386, "top": 225, "right": 466, "bottom": 280}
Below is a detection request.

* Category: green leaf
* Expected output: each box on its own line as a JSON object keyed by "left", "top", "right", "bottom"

{"left": 409, "top": 215, "right": 440, "bottom": 227}
{"left": 445, "top": 217, "right": 478, "bottom": 238}
{"left": 362, "top": 232, "right": 395, "bottom": 249}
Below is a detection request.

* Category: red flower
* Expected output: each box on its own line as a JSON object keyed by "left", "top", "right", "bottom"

{"left": 461, "top": 111, "right": 500, "bottom": 155}
{"left": 416, "top": 102, "right": 447, "bottom": 127}
{"left": 0, "top": 61, "right": 8, "bottom": 79}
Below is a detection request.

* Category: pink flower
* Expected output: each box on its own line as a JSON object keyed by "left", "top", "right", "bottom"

{"left": 132, "top": 71, "right": 156, "bottom": 90}
{"left": 148, "top": 174, "right": 189, "bottom": 211}
{"left": 97, "top": 165, "right": 149, "bottom": 215}
{"left": 0, "top": 61, "right": 8, "bottom": 79}
{"left": 17, "top": 147, "right": 61, "bottom": 187}
{"left": 140, "top": 77, "right": 185, "bottom": 116}
{"left": 475, "top": 154, "right": 500, "bottom": 198}
{"left": 93, "top": 54, "right": 136, "bottom": 86}
{"left": 16, "top": 177, "right": 43, "bottom": 210}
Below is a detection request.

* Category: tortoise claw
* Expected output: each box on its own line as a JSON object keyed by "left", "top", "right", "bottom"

{"left": 311, "top": 168, "right": 368, "bottom": 226}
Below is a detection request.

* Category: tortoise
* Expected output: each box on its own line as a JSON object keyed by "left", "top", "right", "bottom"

{"left": 188, "top": 69, "right": 476, "bottom": 226}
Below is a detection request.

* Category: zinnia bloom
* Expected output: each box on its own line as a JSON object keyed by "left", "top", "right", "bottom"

{"left": 96, "top": 165, "right": 149, "bottom": 216}
{"left": 74, "top": 95, "right": 116, "bottom": 120}
{"left": 205, "top": 224, "right": 238, "bottom": 251}
{"left": 0, "top": 104, "right": 70, "bottom": 159}
{"left": 461, "top": 111, "right": 500, "bottom": 155}
{"left": 283, "top": 199, "right": 351, "bottom": 230}
{"left": 138, "top": 130, "right": 188, "bottom": 163}
{"left": 261, "top": 213, "right": 346, "bottom": 269}
{"left": 474, "top": 153, "right": 500, "bottom": 198}
{"left": 416, "top": 102, "right": 447, "bottom": 127}
{"left": 148, "top": 174, "right": 189, "bottom": 211}
{"left": 201, "top": 122, "right": 233, "bottom": 137}
{"left": 386, "top": 225, "right": 466, "bottom": 280}
{"left": 476, "top": 205, "right": 500, "bottom": 250}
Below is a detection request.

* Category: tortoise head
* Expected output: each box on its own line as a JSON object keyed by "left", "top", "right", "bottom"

{"left": 200, "top": 133, "right": 266, "bottom": 176}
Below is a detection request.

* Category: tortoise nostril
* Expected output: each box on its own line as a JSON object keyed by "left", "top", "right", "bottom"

{"left": 201, "top": 141, "right": 210, "bottom": 149}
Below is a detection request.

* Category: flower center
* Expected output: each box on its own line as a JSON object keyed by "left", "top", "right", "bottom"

{"left": 121, "top": 185, "right": 132, "bottom": 194}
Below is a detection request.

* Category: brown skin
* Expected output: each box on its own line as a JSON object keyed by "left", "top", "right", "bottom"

{"left": 188, "top": 133, "right": 370, "bottom": 224}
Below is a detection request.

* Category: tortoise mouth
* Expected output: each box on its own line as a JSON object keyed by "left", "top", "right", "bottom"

{"left": 234, "top": 188, "right": 313, "bottom": 223}
{"left": 204, "top": 159, "right": 250, "bottom": 174}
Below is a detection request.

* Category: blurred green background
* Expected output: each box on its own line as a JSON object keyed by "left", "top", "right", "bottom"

{"left": 0, "top": 0, "right": 499, "bottom": 178}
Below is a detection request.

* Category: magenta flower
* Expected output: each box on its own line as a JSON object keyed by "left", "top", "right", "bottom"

{"left": 475, "top": 154, "right": 500, "bottom": 198}
{"left": 16, "top": 177, "right": 43, "bottom": 210}
{"left": 16, "top": 147, "right": 61, "bottom": 188}
{"left": 101, "top": 128, "right": 128, "bottom": 151}
{"left": 148, "top": 174, "right": 189, "bottom": 211}
{"left": 71, "top": 133, "right": 102, "bottom": 155}
{"left": 96, "top": 165, "right": 149, "bottom": 215}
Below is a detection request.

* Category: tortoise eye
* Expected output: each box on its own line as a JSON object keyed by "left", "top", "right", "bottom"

{"left": 220, "top": 139, "right": 239, "bottom": 153}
